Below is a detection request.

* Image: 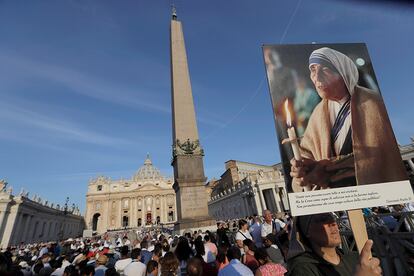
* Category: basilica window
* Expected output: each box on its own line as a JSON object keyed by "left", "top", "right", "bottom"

{"left": 97, "top": 185, "right": 102, "bottom": 191}
{"left": 123, "top": 199, "right": 129, "bottom": 209}
{"left": 146, "top": 213, "right": 152, "bottom": 225}
{"left": 122, "top": 216, "right": 129, "bottom": 227}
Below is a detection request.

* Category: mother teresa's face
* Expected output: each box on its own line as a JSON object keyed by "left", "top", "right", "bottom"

{"left": 310, "top": 64, "right": 345, "bottom": 101}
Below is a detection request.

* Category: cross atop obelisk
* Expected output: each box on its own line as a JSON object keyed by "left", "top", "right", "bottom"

{"left": 171, "top": 4, "right": 177, "bottom": 20}
{"left": 170, "top": 8, "right": 215, "bottom": 234}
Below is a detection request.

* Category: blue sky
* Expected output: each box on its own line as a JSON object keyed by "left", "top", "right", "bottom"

{"left": 0, "top": 0, "right": 413, "bottom": 212}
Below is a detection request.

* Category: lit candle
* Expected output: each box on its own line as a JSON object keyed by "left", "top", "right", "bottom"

{"left": 284, "top": 99, "right": 302, "bottom": 161}
{"left": 284, "top": 99, "right": 310, "bottom": 192}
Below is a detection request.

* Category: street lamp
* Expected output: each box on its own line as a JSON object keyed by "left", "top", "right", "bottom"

{"left": 59, "top": 197, "right": 70, "bottom": 240}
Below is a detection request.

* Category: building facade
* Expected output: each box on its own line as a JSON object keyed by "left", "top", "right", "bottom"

{"left": 85, "top": 156, "right": 177, "bottom": 234}
{"left": 400, "top": 139, "right": 414, "bottom": 186}
{"left": 208, "top": 160, "right": 289, "bottom": 220}
{"left": 0, "top": 180, "right": 84, "bottom": 248}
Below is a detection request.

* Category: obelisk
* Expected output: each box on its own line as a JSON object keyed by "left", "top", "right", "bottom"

{"left": 170, "top": 8, "right": 216, "bottom": 234}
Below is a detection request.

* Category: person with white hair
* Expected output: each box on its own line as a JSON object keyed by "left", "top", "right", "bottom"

{"left": 261, "top": 210, "right": 285, "bottom": 240}
{"left": 290, "top": 47, "right": 407, "bottom": 192}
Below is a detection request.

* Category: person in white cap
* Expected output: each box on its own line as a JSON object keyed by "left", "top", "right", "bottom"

{"left": 38, "top": 243, "right": 48, "bottom": 259}
{"left": 19, "top": 261, "right": 31, "bottom": 276}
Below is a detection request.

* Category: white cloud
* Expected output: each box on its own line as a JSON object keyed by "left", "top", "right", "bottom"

{"left": 0, "top": 51, "right": 171, "bottom": 113}
{"left": 0, "top": 102, "right": 134, "bottom": 147}
{"left": 0, "top": 51, "right": 228, "bottom": 128}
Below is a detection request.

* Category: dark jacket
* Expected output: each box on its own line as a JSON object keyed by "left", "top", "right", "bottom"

{"left": 265, "top": 245, "right": 285, "bottom": 264}
{"left": 287, "top": 248, "right": 358, "bottom": 276}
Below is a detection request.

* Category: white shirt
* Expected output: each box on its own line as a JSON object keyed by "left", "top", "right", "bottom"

{"left": 116, "top": 237, "right": 123, "bottom": 246}
{"left": 115, "top": 258, "right": 132, "bottom": 273}
{"left": 123, "top": 260, "right": 146, "bottom": 276}
{"left": 72, "top": 253, "right": 85, "bottom": 265}
{"left": 261, "top": 221, "right": 273, "bottom": 238}
{"left": 261, "top": 219, "right": 286, "bottom": 237}
{"left": 61, "top": 260, "right": 71, "bottom": 270}
{"left": 273, "top": 219, "right": 286, "bottom": 232}
{"left": 235, "top": 230, "right": 252, "bottom": 241}
{"left": 51, "top": 268, "right": 64, "bottom": 276}
{"left": 203, "top": 244, "right": 216, "bottom": 264}
{"left": 271, "top": 244, "right": 280, "bottom": 251}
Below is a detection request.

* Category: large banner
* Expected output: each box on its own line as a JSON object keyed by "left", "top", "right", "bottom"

{"left": 263, "top": 43, "right": 413, "bottom": 216}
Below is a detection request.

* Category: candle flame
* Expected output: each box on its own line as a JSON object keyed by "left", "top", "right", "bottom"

{"left": 284, "top": 99, "right": 292, "bottom": 127}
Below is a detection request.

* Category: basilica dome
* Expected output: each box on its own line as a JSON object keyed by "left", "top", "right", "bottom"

{"left": 133, "top": 155, "right": 163, "bottom": 181}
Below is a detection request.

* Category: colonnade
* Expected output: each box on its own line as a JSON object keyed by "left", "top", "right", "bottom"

{"left": 0, "top": 197, "right": 84, "bottom": 247}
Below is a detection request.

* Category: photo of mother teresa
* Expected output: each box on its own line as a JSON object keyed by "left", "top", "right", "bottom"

{"left": 290, "top": 47, "right": 407, "bottom": 192}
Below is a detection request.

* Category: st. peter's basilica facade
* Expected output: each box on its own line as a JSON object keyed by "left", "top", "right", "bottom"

{"left": 85, "top": 156, "right": 177, "bottom": 234}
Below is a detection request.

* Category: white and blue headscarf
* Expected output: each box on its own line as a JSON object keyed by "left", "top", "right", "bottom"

{"left": 309, "top": 47, "right": 359, "bottom": 95}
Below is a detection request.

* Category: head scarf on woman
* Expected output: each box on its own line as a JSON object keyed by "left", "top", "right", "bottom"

{"left": 309, "top": 47, "right": 359, "bottom": 95}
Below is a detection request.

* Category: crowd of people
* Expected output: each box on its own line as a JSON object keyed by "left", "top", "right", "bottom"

{"left": 0, "top": 210, "right": 290, "bottom": 276}
{"left": 1, "top": 206, "right": 413, "bottom": 276}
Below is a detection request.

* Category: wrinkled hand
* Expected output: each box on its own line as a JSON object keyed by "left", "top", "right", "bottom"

{"left": 354, "top": 240, "right": 382, "bottom": 276}
{"left": 290, "top": 158, "right": 334, "bottom": 189}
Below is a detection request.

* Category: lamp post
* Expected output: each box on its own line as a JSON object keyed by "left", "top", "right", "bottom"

{"left": 59, "top": 197, "right": 70, "bottom": 240}
{"left": 64, "top": 197, "right": 69, "bottom": 215}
